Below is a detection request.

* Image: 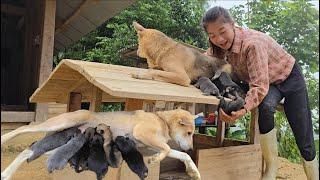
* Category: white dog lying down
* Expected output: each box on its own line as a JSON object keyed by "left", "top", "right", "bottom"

{"left": 1, "top": 109, "right": 201, "bottom": 180}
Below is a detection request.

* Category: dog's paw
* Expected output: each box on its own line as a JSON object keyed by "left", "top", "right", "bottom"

{"left": 185, "top": 161, "right": 201, "bottom": 180}
{"left": 131, "top": 72, "right": 141, "bottom": 79}
{"left": 202, "top": 92, "right": 210, "bottom": 96}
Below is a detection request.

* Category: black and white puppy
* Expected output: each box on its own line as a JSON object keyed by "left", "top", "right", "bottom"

{"left": 115, "top": 136, "right": 148, "bottom": 180}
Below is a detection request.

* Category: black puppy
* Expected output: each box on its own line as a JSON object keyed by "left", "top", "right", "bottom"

{"left": 46, "top": 132, "right": 86, "bottom": 173}
{"left": 212, "top": 71, "right": 245, "bottom": 99}
{"left": 27, "top": 127, "right": 80, "bottom": 163}
{"left": 194, "top": 76, "right": 221, "bottom": 97}
{"left": 218, "top": 93, "right": 245, "bottom": 115}
{"left": 69, "top": 127, "right": 109, "bottom": 180}
{"left": 115, "top": 136, "right": 148, "bottom": 180}
{"left": 87, "top": 133, "right": 108, "bottom": 180}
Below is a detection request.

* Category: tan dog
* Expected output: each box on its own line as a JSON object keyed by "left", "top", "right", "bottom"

{"left": 1, "top": 109, "right": 200, "bottom": 180}
{"left": 132, "top": 21, "right": 231, "bottom": 87}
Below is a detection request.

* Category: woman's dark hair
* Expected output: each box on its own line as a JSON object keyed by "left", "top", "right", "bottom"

{"left": 201, "top": 6, "right": 233, "bottom": 32}
{"left": 201, "top": 6, "right": 233, "bottom": 59}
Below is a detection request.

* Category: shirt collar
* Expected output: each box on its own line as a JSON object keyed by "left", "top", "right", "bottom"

{"left": 228, "top": 26, "right": 243, "bottom": 54}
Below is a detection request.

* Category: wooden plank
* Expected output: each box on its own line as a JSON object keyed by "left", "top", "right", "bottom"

{"left": 35, "top": 0, "right": 56, "bottom": 122}
{"left": 38, "top": 0, "right": 56, "bottom": 86}
{"left": 1, "top": 111, "right": 35, "bottom": 123}
{"left": 197, "top": 144, "right": 262, "bottom": 180}
{"left": 215, "top": 119, "right": 225, "bottom": 146}
{"left": 89, "top": 86, "right": 102, "bottom": 112}
{"left": 249, "top": 108, "right": 260, "bottom": 144}
{"left": 125, "top": 98, "right": 143, "bottom": 111}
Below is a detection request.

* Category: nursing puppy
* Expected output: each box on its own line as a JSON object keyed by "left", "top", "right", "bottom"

{"left": 115, "top": 136, "right": 148, "bottom": 180}
{"left": 68, "top": 127, "right": 109, "bottom": 180}
{"left": 86, "top": 132, "right": 108, "bottom": 180}
{"left": 69, "top": 127, "right": 96, "bottom": 173}
{"left": 46, "top": 132, "right": 86, "bottom": 173}
{"left": 132, "top": 21, "right": 231, "bottom": 87}
{"left": 27, "top": 127, "right": 80, "bottom": 163}
{"left": 1, "top": 109, "right": 200, "bottom": 180}
{"left": 96, "top": 124, "right": 123, "bottom": 168}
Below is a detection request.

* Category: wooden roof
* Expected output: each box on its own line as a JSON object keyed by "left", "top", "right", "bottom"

{"left": 54, "top": 0, "right": 136, "bottom": 53}
{"left": 30, "top": 59, "right": 220, "bottom": 105}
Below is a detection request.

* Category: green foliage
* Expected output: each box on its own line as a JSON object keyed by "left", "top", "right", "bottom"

{"left": 54, "top": 0, "right": 209, "bottom": 67}
{"left": 100, "top": 103, "right": 124, "bottom": 112}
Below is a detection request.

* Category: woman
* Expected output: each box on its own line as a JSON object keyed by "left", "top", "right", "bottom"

{"left": 202, "top": 6, "right": 318, "bottom": 180}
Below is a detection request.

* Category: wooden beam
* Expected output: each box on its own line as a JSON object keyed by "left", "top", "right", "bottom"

{"left": 1, "top": 4, "right": 25, "bottom": 16}
{"left": 89, "top": 86, "right": 102, "bottom": 112}
{"left": 38, "top": 0, "right": 56, "bottom": 85}
{"left": 1, "top": 111, "right": 35, "bottom": 123}
{"left": 55, "top": 0, "right": 90, "bottom": 34}
{"left": 215, "top": 119, "right": 225, "bottom": 146}
{"left": 35, "top": 0, "right": 56, "bottom": 122}
{"left": 249, "top": 108, "right": 260, "bottom": 144}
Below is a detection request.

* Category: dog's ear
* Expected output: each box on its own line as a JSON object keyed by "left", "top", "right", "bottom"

{"left": 179, "top": 119, "right": 193, "bottom": 126}
{"left": 212, "top": 69, "right": 222, "bottom": 80}
{"left": 133, "top": 21, "right": 145, "bottom": 32}
{"left": 155, "top": 111, "right": 173, "bottom": 122}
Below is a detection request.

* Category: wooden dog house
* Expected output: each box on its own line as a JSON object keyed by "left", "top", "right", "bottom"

{"left": 29, "top": 59, "right": 263, "bottom": 180}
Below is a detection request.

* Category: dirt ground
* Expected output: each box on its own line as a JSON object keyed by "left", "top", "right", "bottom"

{"left": 1, "top": 132, "right": 307, "bottom": 180}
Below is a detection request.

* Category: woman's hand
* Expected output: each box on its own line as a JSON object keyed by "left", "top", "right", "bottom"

{"left": 218, "top": 108, "right": 247, "bottom": 124}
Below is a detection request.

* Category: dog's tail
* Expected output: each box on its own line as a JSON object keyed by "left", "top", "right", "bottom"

{"left": 1, "top": 127, "right": 26, "bottom": 146}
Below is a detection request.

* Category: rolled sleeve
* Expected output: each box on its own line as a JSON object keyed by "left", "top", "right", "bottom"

{"left": 243, "top": 42, "right": 270, "bottom": 111}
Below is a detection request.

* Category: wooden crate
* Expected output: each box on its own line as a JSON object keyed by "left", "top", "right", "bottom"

{"left": 197, "top": 144, "right": 262, "bottom": 180}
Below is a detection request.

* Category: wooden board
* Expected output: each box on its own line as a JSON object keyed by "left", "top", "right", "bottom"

{"left": 197, "top": 144, "right": 262, "bottom": 180}
{"left": 30, "top": 59, "right": 220, "bottom": 105}
{"left": 1, "top": 111, "right": 35, "bottom": 123}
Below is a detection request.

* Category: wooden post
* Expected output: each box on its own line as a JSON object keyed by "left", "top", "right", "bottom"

{"left": 249, "top": 108, "right": 260, "bottom": 144}
{"left": 215, "top": 119, "right": 225, "bottom": 146}
{"left": 89, "top": 86, "right": 102, "bottom": 112}
{"left": 35, "top": 0, "right": 56, "bottom": 121}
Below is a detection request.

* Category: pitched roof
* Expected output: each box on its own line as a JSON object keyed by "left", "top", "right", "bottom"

{"left": 30, "top": 59, "right": 220, "bottom": 105}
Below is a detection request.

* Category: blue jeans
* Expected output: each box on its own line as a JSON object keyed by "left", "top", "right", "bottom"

{"left": 240, "top": 62, "right": 316, "bottom": 161}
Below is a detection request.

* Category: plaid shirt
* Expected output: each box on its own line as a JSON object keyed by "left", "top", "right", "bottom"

{"left": 206, "top": 27, "right": 295, "bottom": 111}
